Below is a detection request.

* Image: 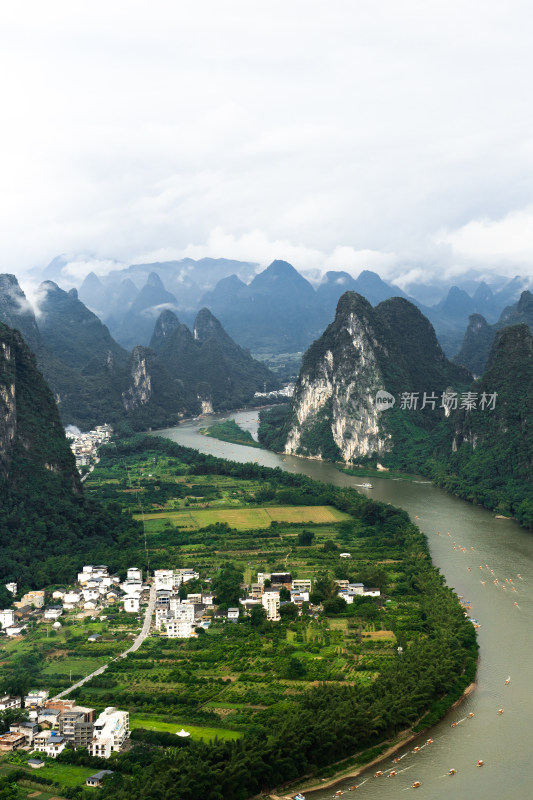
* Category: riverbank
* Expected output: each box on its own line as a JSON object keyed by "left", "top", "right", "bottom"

{"left": 269, "top": 681, "right": 477, "bottom": 799}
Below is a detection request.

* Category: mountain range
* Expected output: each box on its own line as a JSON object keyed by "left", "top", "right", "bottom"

{"left": 71, "top": 257, "right": 530, "bottom": 360}
{"left": 0, "top": 274, "right": 277, "bottom": 430}
{"left": 259, "top": 289, "right": 533, "bottom": 527}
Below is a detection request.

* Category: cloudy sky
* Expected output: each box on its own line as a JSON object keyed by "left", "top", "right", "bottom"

{"left": 2, "top": 0, "right": 533, "bottom": 287}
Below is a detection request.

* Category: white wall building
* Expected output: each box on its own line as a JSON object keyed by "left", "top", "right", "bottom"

{"left": 123, "top": 595, "right": 140, "bottom": 613}
{"left": 89, "top": 708, "right": 129, "bottom": 758}
{"left": 127, "top": 568, "right": 142, "bottom": 582}
{"left": 262, "top": 591, "right": 280, "bottom": 621}
{"left": 292, "top": 579, "right": 312, "bottom": 593}
{"left": 166, "top": 619, "right": 195, "bottom": 638}
{"left": 0, "top": 609, "right": 15, "bottom": 629}
{"left": 154, "top": 569, "right": 174, "bottom": 590}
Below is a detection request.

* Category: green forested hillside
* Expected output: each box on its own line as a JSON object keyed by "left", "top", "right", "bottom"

{"left": 431, "top": 324, "right": 533, "bottom": 527}
{"left": 0, "top": 321, "right": 142, "bottom": 589}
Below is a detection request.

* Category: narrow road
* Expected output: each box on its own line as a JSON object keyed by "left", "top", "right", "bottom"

{"left": 52, "top": 583, "right": 156, "bottom": 699}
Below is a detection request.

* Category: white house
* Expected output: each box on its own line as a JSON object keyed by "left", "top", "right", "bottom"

{"left": 44, "top": 607, "right": 63, "bottom": 620}
{"left": 0, "top": 609, "right": 15, "bottom": 629}
{"left": 127, "top": 568, "right": 142, "bottom": 582}
{"left": 62, "top": 592, "right": 81, "bottom": 608}
{"left": 262, "top": 591, "right": 280, "bottom": 621}
{"left": 154, "top": 569, "right": 174, "bottom": 590}
{"left": 5, "top": 583, "right": 17, "bottom": 596}
{"left": 292, "top": 579, "right": 312, "bottom": 593}
{"left": 123, "top": 595, "right": 140, "bottom": 613}
{"left": 89, "top": 708, "right": 129, "bottom": 758}
{"left": 227, "top": 608, "right": 240, "bottom": 621}
{"left": 166, "top": 619, "right": 195, "bottom": 638}
{"left": 5, "top": 626, "right": 24, "bottom": 636}
{"left": 84, "top": 601, "right": 97, "bottom": 611}
{"left": 0, "top": 695, "right": 21, "bottom": 711}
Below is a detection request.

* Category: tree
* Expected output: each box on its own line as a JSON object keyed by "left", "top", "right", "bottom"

{"left": 297, "top": 529, "right": 315, "bottom": 546}
{"left": 323, "top": 596, "right": 347, "bottom": 615}
{"left": 279, "top": 603, "right": 298, "bottom": 620}
{"left": 323, "top": 540, "right": 338, "bottom": 553}
{"left": 285, "top": 657, "right": 307, "bottom": 679}
{"left": 250, "top": 604, "right": 267, "bottom": 628}
{"left": 212, "top": 563, "right": 243, "bottom": 608}
{"left": 279, "top": 586, "right": 291, "bottom": 601}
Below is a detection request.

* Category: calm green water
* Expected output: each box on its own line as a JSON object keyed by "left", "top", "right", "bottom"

{"left": 156, "top": 410, "right": 533, "bottom": 799}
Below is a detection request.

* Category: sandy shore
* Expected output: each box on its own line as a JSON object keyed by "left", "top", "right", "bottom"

{"left": 270, "top": 680, "right": 477, "bottom": 799}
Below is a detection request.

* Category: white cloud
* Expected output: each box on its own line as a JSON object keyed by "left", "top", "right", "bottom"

{"left": 1, "top": 0, "right": 533, "bottom": 286}
{"left": 437, "top": 208, "right": 533, "bottom": 277}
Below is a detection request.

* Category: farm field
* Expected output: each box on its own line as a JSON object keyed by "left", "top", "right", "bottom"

{"left": 135, "top": 504, "right": 349, "bottom": 529}
{"left": 129, "top": 714, "right": 242, "bottom": 741}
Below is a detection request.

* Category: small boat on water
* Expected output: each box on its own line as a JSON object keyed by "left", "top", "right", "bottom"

{"left": 294, "top": 794, "right": 306, "bottom": 800}
{"left": 412, "top": 781, "right": 421, "bottom": 788}
{"left": 505, "top": 676, "right": 511, "bottom": 684}
{"left": 360, "top": 482, "right": 373, "bottom": 489}
{"left": 468, "top": 712, "right": 475, "bottom": 718}
{"left": 349, "top": 786, "right": 358, "bottom": 792}
{"left": 448, "top": 768, "right": 456, "bottom": 775}
{"left": 498, "top": 708, "right": 504, "bottom": 714}
{"left": 374, "top": 770, "right": 383, "bottom": 778}
{"left": 477, "top": 760, "right": 484, "bottom": 767}
{"left": 426, "top": 738, "right": 433, "bottom": 744}
{"left": 389, "top": 770, "right": 397, "bottom": 777}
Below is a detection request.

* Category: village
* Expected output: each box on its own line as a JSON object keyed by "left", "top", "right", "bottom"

{"left": 0, "top": 561, "right": 380, "bottom": 776}
{"left": 66, "top": 424, "right": 113, "bottom": 470}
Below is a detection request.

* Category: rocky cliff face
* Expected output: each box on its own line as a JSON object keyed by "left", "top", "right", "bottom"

{"left": 285, "top": 294, "right": 390, "bottom": 461}
{"left": 0, "top": 322, "right": 79, "bottom": 491}
{"left": 122, "top": 347, "right": 153, "bottom": 411}
{"left": 284, "top": 292, "right": 471, "bottom": 464}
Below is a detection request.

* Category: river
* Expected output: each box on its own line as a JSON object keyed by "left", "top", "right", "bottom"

{"left": 156, "top": 410, "right": 533, "bottom": 799}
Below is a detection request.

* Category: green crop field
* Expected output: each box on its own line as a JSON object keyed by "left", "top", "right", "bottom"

{"left": 136, "top": 504, "right": 349, "bottom": 529}
{"left": 130, "top": 715, "right": 242, "bottom": 741}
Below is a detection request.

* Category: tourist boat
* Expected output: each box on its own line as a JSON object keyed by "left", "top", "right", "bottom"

{"left": 468, "top": 712, "right": 475, "bottom": 718}
{"left": 389, "top": 770, "right": 397, "bottom": 777}
{"left": 426, "top": 738, "right": 433, "bottom": 744}
{"left": 349, "top": 786, "right": 358, "bottom": 792}
{"left": 374, "top": 770, "right": 383, "bottom": 777}
{"left": 448, "top": 768, "right": 456, "bottom": 775}
{"left": 505, "top": 676, "right": 511, "bottom": 684}
{"left": 393, "top": 757, "right": 401, "bottom": 763}
{"left": 361, "top": 483, "right": 373, "bottom": 489}
{"left": 477, "top": 760, "right": 484, "bottom": 767}
{"left": 412, "top": 781, "right": 421, "bottom": 788}
{"left": 412, "top": 746, "right": 420, "bottom": 753}
{"left": 498, "top": 708, "right": 504, "bottom": 714}
{"left": 294, "top": 794, "right": 306, "bottom": 800}
{"left": 334, "top": 792, "right": 344, "bottom": 797}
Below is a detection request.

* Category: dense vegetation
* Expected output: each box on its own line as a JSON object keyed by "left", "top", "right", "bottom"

{"left": 260, "top": 293, "right": 533, "bottom": 528}
{"left": 201, "top": 419, "right": 261, "bottom": 448}
{"left": 0, "top": 321, "right": 143, "bottom": 590}
{"left": 79, "top": 436, "right": 476, "bottom": 799}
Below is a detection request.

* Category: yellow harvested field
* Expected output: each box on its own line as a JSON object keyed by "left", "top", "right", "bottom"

{"left": 362, "top": 630, "right": 396, "bottom": 640}
{"left": 136, "top": 505, "right": 349, "bottom": 530}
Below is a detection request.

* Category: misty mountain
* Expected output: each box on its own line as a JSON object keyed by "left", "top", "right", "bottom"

{"left": 110, "top": 272, "right": 180, "bottom": 350}
{"left": 37, "top": 281, "right": 128, "bottom": 372}
{"left": 150, "top": 307, "right": 279, "bottom": 410}
{"left": 454, "top": 290, "right": 533, "bottom": 375}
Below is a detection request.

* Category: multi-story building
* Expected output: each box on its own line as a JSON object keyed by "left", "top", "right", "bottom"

{"left": 58, "top": 707, "right": 95, "bottom": 748}
{"left": 89, "top": 708, "right": 129, "bottom": 758}
{"left": 292, "top": 579, "right": 312, "bottom": 593}
{"left": 0, "top": 609, "right": 15, "bottom": 629}
{"left": 0, "top": 695, "right": 21, "bottom": 711}
{"left": 262, "top": 590, "right": 280, "bottom": 621}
